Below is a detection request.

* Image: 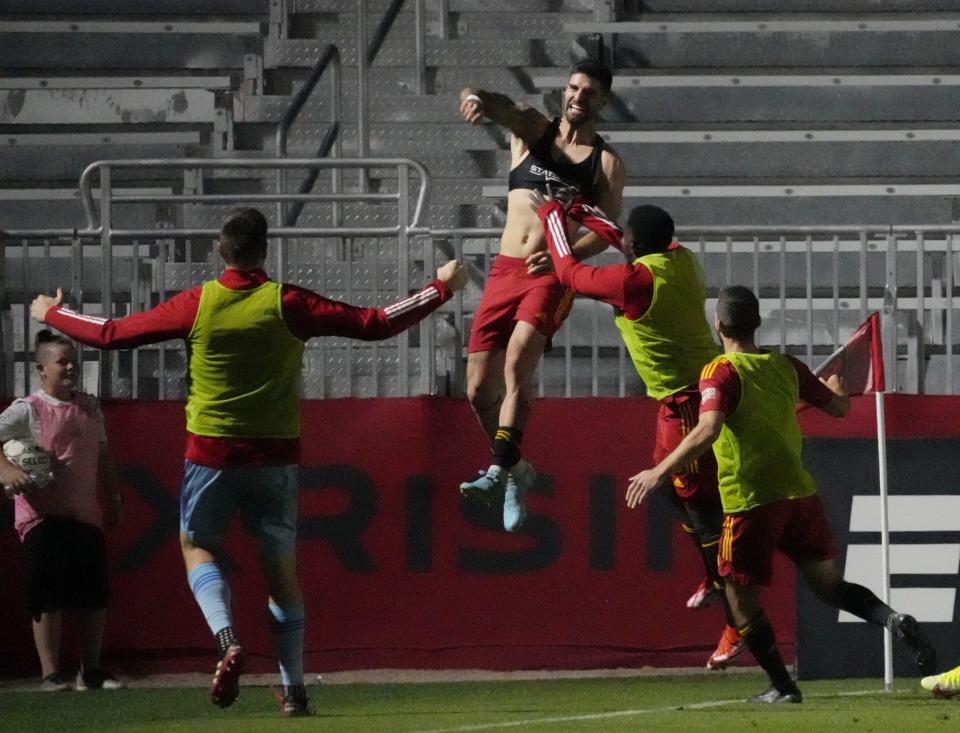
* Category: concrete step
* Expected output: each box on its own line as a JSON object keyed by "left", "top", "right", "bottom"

{"left": 499, "top": 184, "right": 960, "bottom": 226}
{"left": 599, "top": 131, "right": 960, "bottom": 178}
{"left": 0, "top": 31, "right": 257, "bottom": 71}
{"left": 313, "top": 11, "right": 587, "bottom": 40}
{"left": 623, "top": 1, "right": 960, "bottom": 10}
{"left": 295, "top": 0, "right": 593, "bottom": 12}
{"left": 268, "top": 65, "right": 535, "bottom": 98}
{"left": 0, "top": 87, "right": 220, "bottom": 125}
{"left": 265, "top": 36, "right": 557, "bottom": 68}
{"left": 593, "top": 23, "right": 960, "bottom": 68}
{"left": 273, "top": 123, "right": 509, "bottom": 156}
{"left": 0, "top": 0, "right": 268, "bottom": 13}
{"left": 239, "top": 93, "right": 548, "bottom": 124}
{"left": 533, "top": 70, "right": 960, "bottom": 123}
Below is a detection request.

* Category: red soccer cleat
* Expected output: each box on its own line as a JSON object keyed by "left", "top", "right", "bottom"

{"left": 211, "top": 644, "right": 246, "bottom": 708}
{"left": 707, "top": 625, "right": 746, "bottom": 670}
{"left": 686, "top": 578, "right": 721, "bottom": 609}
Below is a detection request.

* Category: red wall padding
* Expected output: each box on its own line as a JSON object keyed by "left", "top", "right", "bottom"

{"left": 5, "top": 394, "right": 937, "bottom": 677}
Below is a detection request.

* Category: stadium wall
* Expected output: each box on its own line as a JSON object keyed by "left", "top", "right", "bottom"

{"left": 0, "top": 395, "right": 955, "bottom": 678}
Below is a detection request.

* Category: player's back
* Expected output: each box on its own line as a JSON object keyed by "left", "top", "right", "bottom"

{"left": 186, "top": 279, "right": 304, "bottom": 439}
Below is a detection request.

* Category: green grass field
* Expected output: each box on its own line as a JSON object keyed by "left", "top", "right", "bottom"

{"left": 0, "top": 672, "right": 955, "bottom": 733}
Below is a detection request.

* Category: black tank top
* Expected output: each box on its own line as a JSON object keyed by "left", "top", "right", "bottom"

{"left": 507, "top": 117, "right": 605, "bottom": 197}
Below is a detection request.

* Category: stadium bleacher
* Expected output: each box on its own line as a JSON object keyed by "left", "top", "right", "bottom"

{"left": 2, "top": 0, "right": 960, "bottom": 397}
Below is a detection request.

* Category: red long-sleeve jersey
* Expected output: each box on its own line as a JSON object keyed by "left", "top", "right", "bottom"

{"left": 45, "top": 268, "right": 452, "bottom": 467}
{"left": 538, "top": 199, "right": 658, "bottom": 321}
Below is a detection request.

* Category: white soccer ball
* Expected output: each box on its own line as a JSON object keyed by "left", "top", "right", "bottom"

{"left": 2, "top": 437, "right": 54, "bottom": 489}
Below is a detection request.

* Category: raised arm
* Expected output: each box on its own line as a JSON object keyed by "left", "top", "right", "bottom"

{"left": 790, "top": 356, "right": 850, "bottom": 418}
{"left": 459, "top": 87, "right": 551, "bottom": 146}
{"left": 570, "top": 149, "right": 626, "bottom": 260}
{"left": 537, "top": 199, "right": 652, "bottom": 318}
{"left": 284, "top": 260, "right": 467, "bottom": 341}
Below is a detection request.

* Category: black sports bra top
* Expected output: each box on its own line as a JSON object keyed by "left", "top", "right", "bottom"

{"left": 507, "top": 117, "right": 605, "bottom": 197}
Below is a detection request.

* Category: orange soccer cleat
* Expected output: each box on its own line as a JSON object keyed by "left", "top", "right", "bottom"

{"left": 706, "top": 625, "right": 746, "bottom": 670}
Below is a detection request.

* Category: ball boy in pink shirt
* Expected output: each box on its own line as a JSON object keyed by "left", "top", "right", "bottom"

{"left": 0, "top": 330, "right": 123, "bottom": 691}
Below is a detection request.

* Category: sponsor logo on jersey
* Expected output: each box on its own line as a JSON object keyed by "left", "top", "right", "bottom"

{"left": 529, "top": 165, "right": 576, "bottom": 189}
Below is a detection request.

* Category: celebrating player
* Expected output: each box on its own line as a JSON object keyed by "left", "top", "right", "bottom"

{"left": 30, "top": 208, "right": 468, "bottom": 716}
{"left": 626, "top": 286, "right": 938, "bottom": 703}
{"left": 536, "top": 195, "right": 742, "bottom": 669}
{"left": 457, "top": 60, "right": 625, "bottom": 531}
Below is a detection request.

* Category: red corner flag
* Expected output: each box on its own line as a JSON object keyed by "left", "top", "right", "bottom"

{"left": 813, "top": 312, "right": 885, "bottom": 394}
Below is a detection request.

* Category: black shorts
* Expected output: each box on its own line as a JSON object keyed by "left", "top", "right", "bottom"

{"left": 23, "top": 516, "right": 109, "bottom": 619}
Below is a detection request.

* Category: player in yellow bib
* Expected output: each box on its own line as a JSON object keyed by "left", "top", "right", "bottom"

{"left": 538, "top": 196, "right": 742, "bottom": 668}
{"left": 626, "top": 285, "right": 938, "bottom": 703}
{"left": 32, "top": 208, "right": 468, "bottom": 715}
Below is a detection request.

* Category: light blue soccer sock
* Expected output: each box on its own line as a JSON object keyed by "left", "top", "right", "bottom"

{"left": 268, "top": 600, "right": 305, "bottom": 686}
{"left": 187, "top": 563, "right": 233, "bottom": 637}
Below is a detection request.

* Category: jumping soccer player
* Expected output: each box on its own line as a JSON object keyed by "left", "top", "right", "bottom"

{"left": 537, "top": 195, "right": 742, "bottom": 669}
{"left": 457, "top": 59, "right": 625, "bottom": 531}
{"left": 30, "top": 208, "right": 468, "bottom": 717}
{"left": 626, "top": 285, "right": 938, "bottom": 703}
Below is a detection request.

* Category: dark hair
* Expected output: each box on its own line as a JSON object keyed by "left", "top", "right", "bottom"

{"left": 626, "top": 205, "right": 674, "bottom": 254}
{"left": 570, "top": 59, "right": 612, "bottom": 93}
{"left": 34, "top": 329, "right": 75, "bottom": 362}
{"left": 220, "top": 207, "right": 269, "bottom": 266}
{"left": 716, "top": 286, "right": 762, "bottom": 340}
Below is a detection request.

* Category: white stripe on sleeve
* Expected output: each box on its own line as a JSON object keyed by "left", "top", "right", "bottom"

{"left": 547, "top": 210, "right": 572, "bottom": 257}
{"left": 57, "top": 307, "right": 108, "bottom": 325}
{"left": 383, "top": 286, "right": 439, "bottom": 319}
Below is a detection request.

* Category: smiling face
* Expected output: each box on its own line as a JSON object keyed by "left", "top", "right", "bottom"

{"left": 37, "top": 342, "right": 79, "bottom": 400}
{"left": 562, "top": 72, "right": 608, "bottom": 126}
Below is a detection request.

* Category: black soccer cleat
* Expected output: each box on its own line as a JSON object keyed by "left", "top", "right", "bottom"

{"left": 748, "top": 685, "right": 803, "bottom": 704}
{"left": 210, "top": 644, "right": 246, "bottom": 708}
{"left": 891, "top": 613, "right": 938, "bottom": 676}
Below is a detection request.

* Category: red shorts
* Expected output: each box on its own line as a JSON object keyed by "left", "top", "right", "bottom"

{"left": 718, "top": 494, "right": 838, "bottom": 587}
{"left": 654, "top": 388, "right": 720, "bottom": 503}
{"left": 467, "top": 254, "right": 574, "bottom": 353}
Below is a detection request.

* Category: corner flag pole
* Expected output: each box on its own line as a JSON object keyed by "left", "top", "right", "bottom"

{"left": 814, "top": 312, "right": 890, "bottom": 690}
{"left": 875, "top": 389, "right": 893, "bottom": 692}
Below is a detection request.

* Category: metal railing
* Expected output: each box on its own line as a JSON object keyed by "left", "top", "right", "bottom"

{"left": 5, "top": 159, "right": 960, "bottom": 399}
{"left": 5, "top": 158, "right": 429, "bottom": 398}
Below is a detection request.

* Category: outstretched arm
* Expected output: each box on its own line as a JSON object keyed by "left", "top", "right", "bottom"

{"left": 285, "top": 260, "right": 467, "bottom": 341}
{"left": 537, "top": 199, "right": 652, "bottom": 318}
{"left": 626, "top": 410, "right": 725, "bottom": 509}
{"left": 33, "top": 287, "right": 200, "bottom": 349}
{"left": 459, "top": 87, "right": 551, "bottom": 146}
{"left": 570, "top": 151, "right": 626, "bottom": 259}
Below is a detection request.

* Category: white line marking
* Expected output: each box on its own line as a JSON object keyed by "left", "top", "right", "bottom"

{"left": 411, "top": 689, "right": 895, "bottom": 733}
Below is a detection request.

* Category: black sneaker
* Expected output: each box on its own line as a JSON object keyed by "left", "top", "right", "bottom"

{"left": 891, "top": 613, "right": 938, "bottom": 675}
{"left": 748, "top": 685, "right": 803, "bottom": 704}
{"left": 40, "top": 673, "right": 71, "bottom": 692}
{"left": 272, "top": 685, "right": 312, "bottom": 717}
{"left": 76, "top": 668, "right": 124, "bottom": 691}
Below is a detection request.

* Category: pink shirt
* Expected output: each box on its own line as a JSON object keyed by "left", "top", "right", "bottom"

{"left": 0, "top": 391, "right": 106, "bottom": 541}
